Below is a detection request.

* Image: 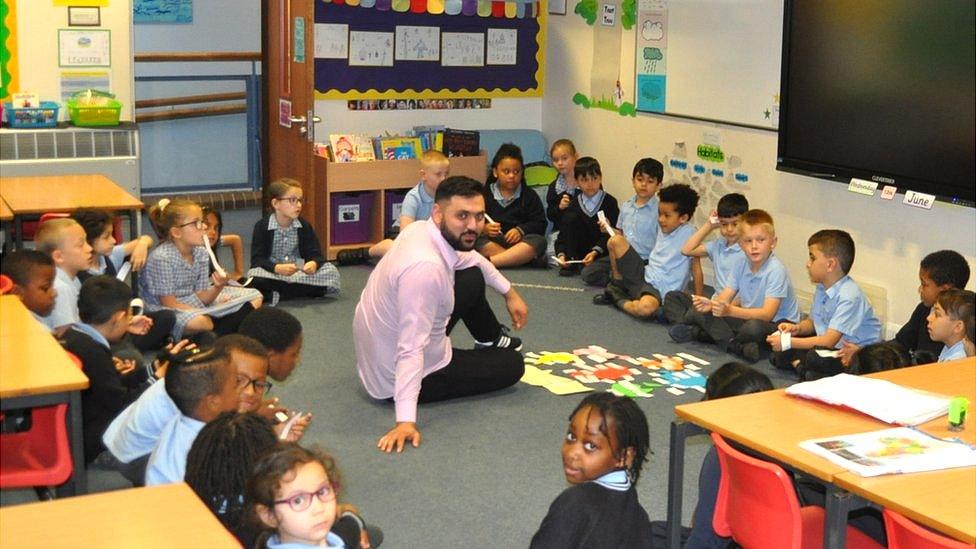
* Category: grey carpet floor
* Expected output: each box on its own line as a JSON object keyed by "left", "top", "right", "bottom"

{"left": 1, "top": 209, "right": 797, "bottom": 547}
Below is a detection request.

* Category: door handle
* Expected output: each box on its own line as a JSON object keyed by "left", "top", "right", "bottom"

{"left": 289, "top": 115, "right": 307, "bottom": 124}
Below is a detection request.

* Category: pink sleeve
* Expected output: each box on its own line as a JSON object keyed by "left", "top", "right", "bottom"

{"left": 392, "top": 263, "right": 447, "bottom": 423}
{"left": 455, "top": 251, "right": 512, "bottom": 295}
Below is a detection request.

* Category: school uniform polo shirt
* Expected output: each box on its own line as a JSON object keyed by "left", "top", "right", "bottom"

{"left": 728, "top": 254, "right": 800, "bottom": 323}
{"left": 102, "top": 379, "right": 179, "bottom": 463}
{"left": 145, "top": 414, "right": 205, "bottom": 485}
{"left": 88, "top": 244, "right": 127, "bottom": 276}
{"left": 618, "top": 195, "right": 659, "bottom": 260}
{"left": 644, "top": 223, "right": 696, "bottom": 296}
{"left": 811, "top": 275, "right": 881, "bottom": 348}
{"left": 45, "top": 267, "right": 81, "bottom": 331}
{"left": 938, "top": 340, "right": 966, "bottom": 362}
{"left": 401, "top": 181, "right": 435, "bottom": 222}
{"left": 490, "top": 182, "right": 522, "bottom": 207}
{"left": 706, "top": 238, "right": 746, "bottom": 297}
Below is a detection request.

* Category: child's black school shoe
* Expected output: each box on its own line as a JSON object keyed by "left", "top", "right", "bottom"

{"left": 668, "top": 324, "right": 702, "bottom": 344}
{"left": 727, "top": 339, "right": 761, "bottom": 363}
{"left": 531, "top": 253, "right": 550, "bottom": 269}
{"left": 558, "top": 264, "right": 580, "bottom": 277}
{"left": 474, "top": 325, "right": 523, "bottom": 351}
{"left": 336, "top": 246, "right": 371, "bottom": 266}
{"left": 593, "top": 291, "right": 614, "bottom": 305}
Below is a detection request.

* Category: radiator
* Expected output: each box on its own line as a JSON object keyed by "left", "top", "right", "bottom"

{"left": 0, "top": 125, "right": 141, "bottom": 197}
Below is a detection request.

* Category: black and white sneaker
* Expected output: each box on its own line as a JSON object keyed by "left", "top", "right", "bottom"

{"left": 475, "top": 325, "right": 523, "bottom": 352}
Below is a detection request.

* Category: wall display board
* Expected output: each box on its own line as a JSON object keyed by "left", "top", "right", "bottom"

{"left": 634, "top": 0, "right": 782, "bottom": 129}
{"left": 314, "top": 0, "right": 545, "bottom": 99}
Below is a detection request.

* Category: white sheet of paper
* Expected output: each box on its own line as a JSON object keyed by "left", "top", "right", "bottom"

{"left": 115, "top": 261, "right": 132, "bottom": 281}
{"left": 202, "top": 235, "right": 227, "bottom": 278}
{"left": 597, "top": 210, "right": 616, "bottom": 237}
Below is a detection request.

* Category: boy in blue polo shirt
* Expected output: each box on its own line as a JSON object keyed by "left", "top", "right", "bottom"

{"left": 581, "top": 157, "right": 663, "bottom": 287}
{"left": 663, "top": 193, "right": 748, "bottom": 324}
{"left": 593, "top": 183, "right": 699, "bottom": 320}
{"left": 145, "top": 346, "right": 239, "bottom": 485}
{"left": 670, "top": 209, "right": 800, "bottom": 363}
{"left": 767, "top": 229, "right": 881, "bottom": 380}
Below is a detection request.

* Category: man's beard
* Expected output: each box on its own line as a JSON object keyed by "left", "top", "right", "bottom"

{"left": 439, "top": 221, "right": 478, "bottom": 251}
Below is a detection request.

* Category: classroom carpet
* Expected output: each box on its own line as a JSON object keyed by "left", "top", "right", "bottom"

{"left": 0, "top": 209, "right": 797, "bottom": 547}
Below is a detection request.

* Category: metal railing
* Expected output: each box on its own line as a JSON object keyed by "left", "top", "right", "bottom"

{"left": 134, "top": 52, "right": 262, "bottom": 192}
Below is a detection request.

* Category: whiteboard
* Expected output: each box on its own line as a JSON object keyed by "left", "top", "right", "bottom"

{"left": 636, "top": 0, "right": 783, "bottom": 129}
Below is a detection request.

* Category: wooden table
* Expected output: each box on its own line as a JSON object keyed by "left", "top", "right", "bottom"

{"left": 666, "top": 358, "right": 976, "bottom": 548}
{"left": 0, "top": 295, "right": 90, "bottom": 496}
{"left": 0, "top": 174, "right": 143, "bottom": 248}
{"left": 832, "top": 361, "right": 976, "bottom": 544}
{"left": 0, "top": 198, "right": 11, "bottom": 221}
{"left": 0, "top": 482, "right": 241, "bottom": 547}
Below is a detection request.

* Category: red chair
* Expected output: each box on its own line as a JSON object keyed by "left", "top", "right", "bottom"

{"left": 0, "top": 274, "right": 13, "bottom": 294}
{"left": 0, "top": 352, "right": 83, "bottom": 497}
{"left": 883, "top": 508, "right": 970, "bottom": 549}
{"left": 711, "top": 432, "right": 883, "bottom": 549}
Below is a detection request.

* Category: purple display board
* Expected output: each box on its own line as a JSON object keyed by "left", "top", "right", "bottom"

{"left": 314, "top": 3, "right": 541, "bottom": 97}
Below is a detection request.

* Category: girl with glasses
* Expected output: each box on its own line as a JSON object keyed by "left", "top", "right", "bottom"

{"left": 248, "top": 443, "right": 380, "bottom": 548}
{"left": 249, "top": 178, "right": 341, "bottom": 305}
{"left": 141, "top": 198, "right": 263, "bottom": 340}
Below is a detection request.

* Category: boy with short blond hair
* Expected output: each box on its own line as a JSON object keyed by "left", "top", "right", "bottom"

{"left": 35, "top": 218, "right": 94, "bottom": 332}
{"left": 768, "top": 229, "right": 881, "bottom": 379}
{"left": 338, "top": 149, "right": 451, "bottom": 264}
{"left": 670, "top": 209, "right": 799, "bottom": 363}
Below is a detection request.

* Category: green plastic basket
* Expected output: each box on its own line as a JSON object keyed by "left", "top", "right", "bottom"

{"left": 67, "top": 89, "right": 121, "bottom": 127}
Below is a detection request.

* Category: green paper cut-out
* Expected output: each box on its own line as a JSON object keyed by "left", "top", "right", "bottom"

{"left": 572, "top": 92, "right": 637, "bottom": 117}
{"left": 575, "top": 0, "right": 597, "bottom": 25}
{"left": 643, "top": 47, "right": 663, "bottom": 61}
{"left": 621, "top": 0, "right": 636, "bottom": 30}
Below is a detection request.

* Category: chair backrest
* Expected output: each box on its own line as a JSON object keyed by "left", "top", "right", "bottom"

{"left": 883, "top": 509, "right": 970, "bottom": 549}
{"left": 711, "top": 432, "right": 805, "bottom": 548}
{"left": 0, "top": 274, "right": 13, "bottom": 295}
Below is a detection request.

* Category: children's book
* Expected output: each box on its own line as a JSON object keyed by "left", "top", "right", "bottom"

{"left": 379, "top": 137, "right": 423, "bottom": 159}
{"left": 785, "top": 373, "right": 951, "bottom": 426}
{"left": 442, "top": 128, "right": 480, "bottom": 157}
{"left": 799, "top": 426, "right": 976, "bottom": 477}
{"left": 329, "top": 134, "right": 376, "bottom": 162}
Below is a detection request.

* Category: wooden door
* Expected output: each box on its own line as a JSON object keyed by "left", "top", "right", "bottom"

{"left": 264, "top": 0, "right": 323, "bottom": 238}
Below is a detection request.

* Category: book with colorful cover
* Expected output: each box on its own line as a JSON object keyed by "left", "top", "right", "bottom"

{"left": 799, "top": 427, "right": 976, "bottom": 477}
{"left": 442, "top": 128, "right": 480, "bottom": 157}
{"left": 329, "top": 134, "right": 376, "bottom": 163}
{"left": 379, "top": 137, "right": 422, "bottom": 160}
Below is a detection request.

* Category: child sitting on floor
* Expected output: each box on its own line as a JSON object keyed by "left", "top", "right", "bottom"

{"left": 59, "top": 276, "right": 164, "bottom": 464}
{"left": 531, "top": 393, "right": 652, "bottom": 548}
{"left": 248, "top": 178, "right": 340, "bottom": 303}
{"left": 34, "top": 218, "right": 93, "bottom": 333}
{"left": 593, "top": 183, "right": 700, "bottom": 320}
{"left": 476, "top": 144, "right": 548, "bottom": 268}
{"left": 544, "top": 138, "right": 580, "bottom": 237}
{"left": 1, "top": 249, "right": 57, "bottom": 326}
{"left": 72, "top": 208, "right": 175, "bottom": 352}
{"left": 142, "top": 198, "right": 262, "bottom": 340}
{"left": 686, "top": 362, "right": 773, "bottom": 548}
{"left": 767, "top": 229, "right": 881, "bottom": 380}
{"left": 336, "top": 150, "right": 451, "bottom": 265}
{"left": 203, "top": 206, "right": 246, "bottom": 280}
{"left": 144, "top": 345, "right": 240, "bottom": 485}
{"left": 927, "top": 288, "right": 975, "bottom": 361}
{"left": 553, "top": 156, "right": 619, "bottom": 277}
{"left": 248, "top": 443, "right": 378, "bottom": 549}
{"left": 581, "top": 157, "right": 662, "bottom": 288}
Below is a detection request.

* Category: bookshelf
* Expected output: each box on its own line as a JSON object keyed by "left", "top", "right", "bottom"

{"left": 312, "top": 154, "right": 488, "bottom": 260}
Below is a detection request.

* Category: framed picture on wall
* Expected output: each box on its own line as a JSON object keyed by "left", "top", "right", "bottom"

{"left": 549, "top": 0, "right": 567, "bottom": 15}
{"left": 68, "top": 7, "right": 101, "bottom": 27}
